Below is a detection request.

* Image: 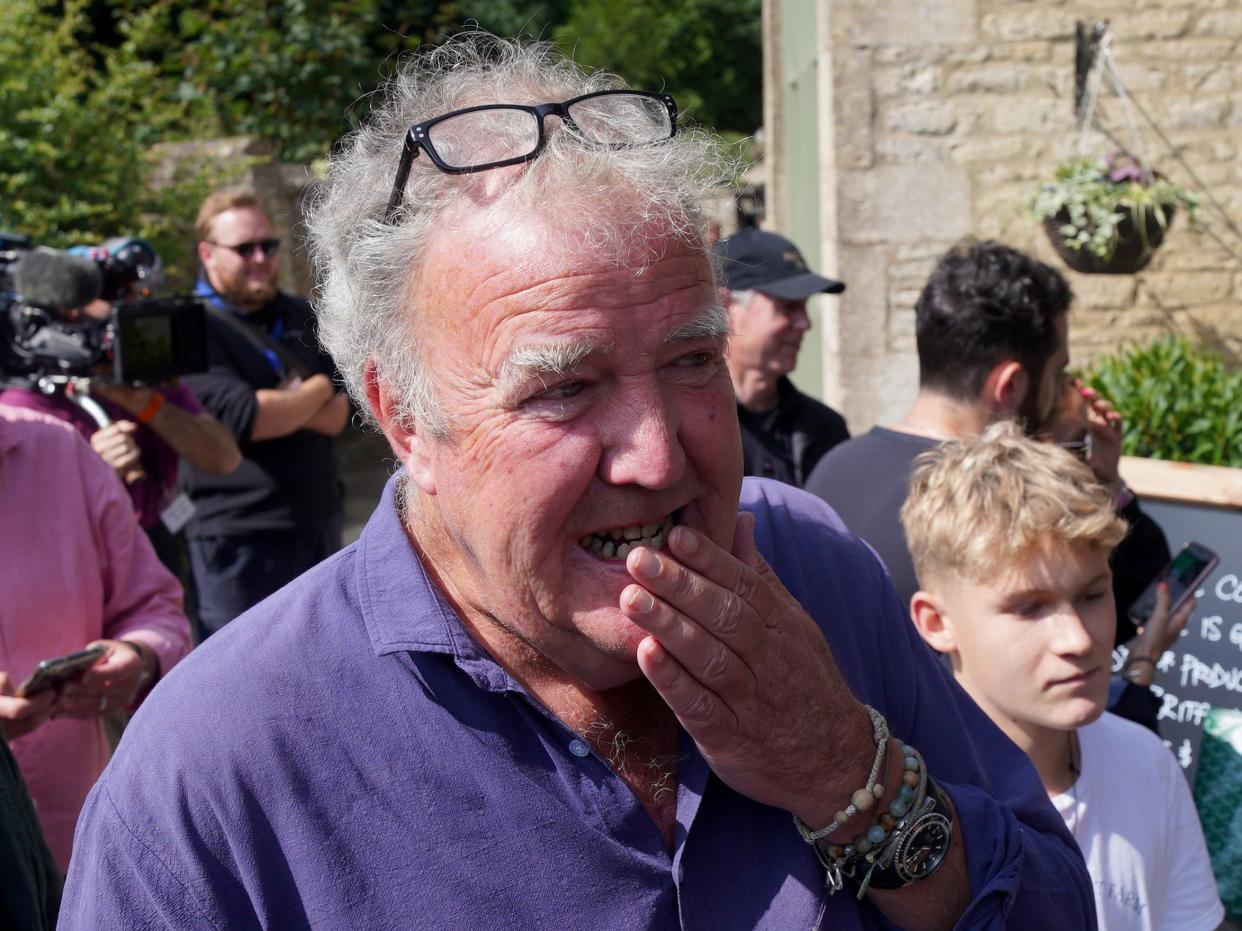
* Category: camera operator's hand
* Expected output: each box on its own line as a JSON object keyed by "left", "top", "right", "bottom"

{"left": 0, "top": 672, "right": 57, "bottom": 740}
{"left": 56, "top": 640, "right": 152, "bottom": 719}
{"left": 90, "top": 421, "right": 145, "bottom": 485}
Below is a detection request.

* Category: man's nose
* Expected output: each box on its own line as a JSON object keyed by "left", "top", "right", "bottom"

{"left": 1050, "top": 609, "right": 1095, "bottom": 656}
{"left": 597, "top": 380, "right": 685, "bottom": 490}
{"left": 792, "top": 308, "right": 811, "bottom": 332}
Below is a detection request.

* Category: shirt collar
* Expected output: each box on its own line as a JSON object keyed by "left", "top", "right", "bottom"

{"left": 354, "top": 473, "right": 518, "bottom": 693}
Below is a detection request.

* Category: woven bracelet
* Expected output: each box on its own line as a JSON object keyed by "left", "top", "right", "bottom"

{"left": 795, "top": 705, "right": 889, "bottom": 843}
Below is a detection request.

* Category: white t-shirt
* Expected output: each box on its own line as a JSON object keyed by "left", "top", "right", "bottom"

{"left": 1051, "top": 713, "right": 1224, "bottom": 931}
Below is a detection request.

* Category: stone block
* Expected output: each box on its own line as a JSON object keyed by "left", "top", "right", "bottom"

{"left": 981, "top": 9, "right": 1076, "bottom": 42}
{"left": 992, "top": 96, "right": 1075, "bottom": 134}
{"left": 1193, "top": 10, "right": 1242, "bottom": 37}
{"left": 1112, "top": 10, "right": 1193, "bottom": 39}
{"left": 845, "top": 0, "right": 977, "bottom": 46}
{"left": 946, "top": 64, "right": 1031, "bottom": 95}
{"left": 874, "top": 137, "right": 948, "bottom": 164}
{"left": 1184, "top": 64, "right": 1231, "bottom": 95}
{"left": 884, "top": 101, "right": 959, "bottom": 136}
{"left": 1143, "top": 271, "right": 1232, "bottom": 306}
{"left": 945, "top": 46, "right": 992, "bottom": 65}
{"left": 1000, "top": 42, "right": 1056, "bottom": 63}
{"left": 872, "top": 45, "right": 948, "bottom": 67}
{"left": 949, "top": 135, "right": 1034, "bottom": 164}
{"left": 873, "top": 64, "right": 940, "bottom": 98}
{"left": 1066, "top": 274, "right": 1139, "bottom": 309}
{"left": 1110, "top": 62, "right": 1170, "bottom": 94}
{"left": 837, "top": 164, "right": 972, "bottom": 244}
{"left": 895, "top": 241, "right": 954, "bottom": 262}
{"left": 1134, "top": 39, "right": 1235, "bottom": 61}
{"left": 835, "top": 47, "right": 875, "bottom": 169}
{"left": 1159, "top": 96, "right": 1228, "bottom": 131}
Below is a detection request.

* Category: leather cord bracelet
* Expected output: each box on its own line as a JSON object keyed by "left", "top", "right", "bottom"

{"left": 795, "top": 705, "right": 889, "bottom": 843}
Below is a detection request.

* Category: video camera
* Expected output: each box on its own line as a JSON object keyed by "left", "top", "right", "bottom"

{"left": 1, "top": 235, "right": 209, "bottom": 388}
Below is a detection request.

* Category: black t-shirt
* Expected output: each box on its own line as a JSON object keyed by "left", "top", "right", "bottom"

{"left": 804, "top": 426, "right": 934, "bottom": 607}
{"left": 737, "top": 377, "right": 850, "bottom": 488}
{"left": 181, "top": 292, "right": 344, "bottom": 538}
{"left": 0, "top": 735, "right": 60, "bottom": 931}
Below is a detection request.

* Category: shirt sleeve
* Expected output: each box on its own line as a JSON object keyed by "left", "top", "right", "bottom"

{"left": 59, "top": 783, "right": 223, "bottom": 931}
{"left": 182, "top": 370, "right": 258, "bottom": 443}
{"left": 1155, "top": 751, "right": 1224, "bottom": 929}
{"left": 80, "top": 431, "right": 191, "bottom": 678}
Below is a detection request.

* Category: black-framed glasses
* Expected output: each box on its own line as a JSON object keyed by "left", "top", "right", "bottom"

{"left": 384, "top": 90, "right": 678, "bottom": 222}
{"left": 207, "top": 238, "right": 281, "bottom": 259}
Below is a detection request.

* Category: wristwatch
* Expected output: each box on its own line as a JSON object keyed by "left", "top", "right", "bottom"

{"left": 861, "top": 778, "right": 954, "bottom": 890}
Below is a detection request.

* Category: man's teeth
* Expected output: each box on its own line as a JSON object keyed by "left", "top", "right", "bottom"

{"left": 579, "top": 515, "right": 676, "bottom": 559}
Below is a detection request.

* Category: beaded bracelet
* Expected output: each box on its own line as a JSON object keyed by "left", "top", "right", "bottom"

{"left": 794, "top": 705, "right": 890, "bottom": 843}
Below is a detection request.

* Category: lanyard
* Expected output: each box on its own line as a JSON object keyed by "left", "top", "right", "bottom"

{"left": 195, "top": 278, "right": 286, "bottom": 379}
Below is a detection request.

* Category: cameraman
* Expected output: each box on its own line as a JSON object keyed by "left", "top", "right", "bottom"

{"left": 0, "top": 242, "right": 241, "bottom": 571}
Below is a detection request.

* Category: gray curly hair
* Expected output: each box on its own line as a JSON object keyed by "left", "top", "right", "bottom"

{"left": 305, "top": 33, "right": 732, "bottom": 434}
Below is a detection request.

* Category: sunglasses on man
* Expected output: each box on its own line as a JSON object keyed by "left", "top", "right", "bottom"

{"left": 207, "top": 238, "right": 282, "bottom": 259}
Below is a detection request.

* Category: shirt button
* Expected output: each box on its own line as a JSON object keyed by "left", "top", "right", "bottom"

{"left": 568, "top": 739, "right": 591, "bottom": 758}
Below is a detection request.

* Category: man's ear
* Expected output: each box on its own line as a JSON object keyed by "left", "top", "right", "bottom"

{"left": 909, "top": 590, "right": 958, "bottom": 654}
{"left": 983, "top": 360, "right": 1028, "bottom": 419}
{"left": 364, "top": 359, "right": 437, "bottom": 496}
{"left": 197, "top": 240, "right": 213, "bottom": 267}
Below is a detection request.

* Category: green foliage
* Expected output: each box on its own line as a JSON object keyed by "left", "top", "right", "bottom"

{"left": 556, "top": 0, "right": 761, "bottom": 134}
{"left": 0, "top": 0, "right": 245, "bottom": 281}
{"left": 1027, "top": 154, "right": 1199, "bottom": 259}
{"left": 1081, "top": 336, "right": 1242, "bottom": 468}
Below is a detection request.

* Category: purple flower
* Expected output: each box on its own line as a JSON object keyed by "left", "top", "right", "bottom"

{"left": 1106, "top": 151, "right": 1148, "bottom": 184}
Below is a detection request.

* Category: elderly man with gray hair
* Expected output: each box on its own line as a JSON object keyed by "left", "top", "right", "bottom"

{"left": 61, "top": 36, "right": 1094, "bottom": 929}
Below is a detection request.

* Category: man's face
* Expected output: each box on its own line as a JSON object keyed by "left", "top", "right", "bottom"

{"left": 199, "top": 206, "right": 280, "bottom": 311}
{"left": 397, "top": 208, "right": 743, "bottom": 690}
{"left": 936, "top": 541, "right": 1115, "bottom": 742}
{"left": 726, "top": 290, "right": 811, "bottom": 379}
{"left": 1019, "top": 313, "right": 1070, "bottom": 434}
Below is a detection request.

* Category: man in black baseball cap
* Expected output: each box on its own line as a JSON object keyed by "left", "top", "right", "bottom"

{"left": 716, "top": 228, "right": 849, "bottom": 487}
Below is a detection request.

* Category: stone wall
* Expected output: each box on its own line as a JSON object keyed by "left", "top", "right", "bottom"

{"left": 791, "top": 0, "right": 1242, "bottom": 429}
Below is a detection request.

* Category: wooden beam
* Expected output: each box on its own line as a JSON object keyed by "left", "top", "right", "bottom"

{"left": 1120, "top": 456, "right": 1242, "bottom": 511}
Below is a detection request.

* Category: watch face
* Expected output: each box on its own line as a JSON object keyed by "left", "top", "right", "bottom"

{"left": 894, "top": 812, "right": 952, "bottom": 883}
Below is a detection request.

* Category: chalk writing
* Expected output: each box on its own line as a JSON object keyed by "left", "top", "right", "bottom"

{"left": 1157, "top": 689, "right": 1212, "bottom": 726}
{"left": 1178, "top": 651, "right": 1242, "bottom": 693}
{"left": 1216, "top": 573, "right": 1242, "bottom": 604}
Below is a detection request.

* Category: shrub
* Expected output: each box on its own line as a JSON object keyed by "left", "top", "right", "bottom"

{"left": 1081, "top": 336, "right": 1242, "bottom": 468}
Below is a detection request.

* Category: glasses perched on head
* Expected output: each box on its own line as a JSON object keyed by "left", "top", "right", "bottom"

{"left": 208, "top": 238, "right": 281, "bottom": 259}
{"left": 383, "top": 90, "right": 678, "bottom": 222}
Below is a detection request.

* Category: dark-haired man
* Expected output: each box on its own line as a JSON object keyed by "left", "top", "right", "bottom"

{"left": 717, "top": 229, "right": 849, "bottom": 487}
{"left": 806, "top": 240, "right": 1071, "bottom": 608}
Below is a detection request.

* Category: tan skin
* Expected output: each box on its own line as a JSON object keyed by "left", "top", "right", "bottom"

{"left": 371, "top": 198, "right": 970, "bottom": 929}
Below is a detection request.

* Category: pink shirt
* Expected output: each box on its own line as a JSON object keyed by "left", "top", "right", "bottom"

{"left": 0, "top": 404, "right": 190, "bottom": 870}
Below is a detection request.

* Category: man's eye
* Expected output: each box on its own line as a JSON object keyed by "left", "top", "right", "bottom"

{"left": 1079, "top": 589, "right": 1108, "bottom": 604}
{"left": 1011, "top": 602, "right": 1043, "bottom": 619}
{"left": 539, "top": 381, "right": 584, "bottom": 401}
{"left": 675, "top": 351, "right": 716, "bottom": 368}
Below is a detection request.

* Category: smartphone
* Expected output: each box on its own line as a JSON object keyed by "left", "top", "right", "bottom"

{"left": 1128, "top": 542, "right": 1220, "bottom": 625}
{"left": 15, "top": 646, "right": 106, "bottom": 698}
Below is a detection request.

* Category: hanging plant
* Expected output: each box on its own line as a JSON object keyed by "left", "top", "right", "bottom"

{"left": 1026, "top": 152, "right": 1199, "bottom": 274}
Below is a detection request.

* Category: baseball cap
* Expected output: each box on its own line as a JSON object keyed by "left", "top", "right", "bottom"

{"left": 716, "top": 228, "right": 845, "bottom": 299}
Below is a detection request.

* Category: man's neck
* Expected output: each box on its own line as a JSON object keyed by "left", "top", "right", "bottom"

{"left": 730, "top": 364, "right": 781, "bottom": 413}
{"left": 890, "top": 391, "right": 993, "bottom": 441}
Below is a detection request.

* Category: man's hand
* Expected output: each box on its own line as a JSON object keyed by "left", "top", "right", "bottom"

{"left": 0, "top": 671, "right": 57, "bottom": 740}
{"left": 89, "top": 421, "right": 145, "bottom": 485}
{"left": 620, "top": 513, "right": 872, "bottom": 827}
{"left": 1076, "top": 379, "right": 1123, "bottom": 486}
{"left": 56, "top": 640, "right": 147, "bottom": 719}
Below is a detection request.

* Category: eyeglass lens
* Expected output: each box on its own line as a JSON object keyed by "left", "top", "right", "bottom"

{"left": 218, "top": 239, "right": 280, "bottom": 259}
{"left": 424, "top": 93, "right": 672, "bottom": 172}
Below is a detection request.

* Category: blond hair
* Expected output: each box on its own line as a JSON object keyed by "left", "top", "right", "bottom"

{"left": 195, "top": 189, "right": 264, "bottom": 242}
{"left": 901, "top": 421, "right": 1127, "bottom": 586}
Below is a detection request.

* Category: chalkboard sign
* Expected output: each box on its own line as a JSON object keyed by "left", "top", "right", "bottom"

{"left": 1126, "top": 497, "right": 1242, "bottom": 787}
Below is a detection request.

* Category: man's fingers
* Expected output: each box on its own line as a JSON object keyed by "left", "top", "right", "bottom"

{"left": 621, "top": 584, "right": 756, "bottom": 695}
{"left": 625, "top": 544, "right": 765, "bottom": 654}
{"left": 636, "top": 637, "right": 737, "bottom": 737}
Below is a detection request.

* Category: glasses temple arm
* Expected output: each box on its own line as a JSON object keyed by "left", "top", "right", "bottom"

{"left": 384, "top": 134, "right": 421, "bottom": 222}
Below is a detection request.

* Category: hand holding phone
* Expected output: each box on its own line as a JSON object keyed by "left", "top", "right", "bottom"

{"left": 0, "top": 671, "right": 58, "bottom": 740}
{"left": 15, "top": 646, "right": 107, "bottom": 698}
{"left": 1128, "top": 542, "right": 1220, "bottom": 626}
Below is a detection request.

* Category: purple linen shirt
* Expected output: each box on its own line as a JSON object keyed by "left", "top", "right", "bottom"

{"left": 60, "top": 477, "right": 1094, "bottom": 929}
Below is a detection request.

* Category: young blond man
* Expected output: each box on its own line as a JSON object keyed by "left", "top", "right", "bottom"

{"left": 901, "top": 423, "right": 1223, "bottom": 931}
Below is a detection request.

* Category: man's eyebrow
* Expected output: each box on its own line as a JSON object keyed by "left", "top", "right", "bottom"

{"left": 497, "top": 338, "right": 608, "bottom": 394}
{"left": 665, "top": 305, "right": 729, "bottom": 344}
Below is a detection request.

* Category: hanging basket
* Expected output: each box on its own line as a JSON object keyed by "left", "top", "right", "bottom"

{"left": 1043, "top": 203, "right": 1175, "bottom": 275}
